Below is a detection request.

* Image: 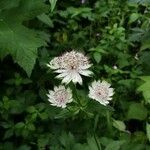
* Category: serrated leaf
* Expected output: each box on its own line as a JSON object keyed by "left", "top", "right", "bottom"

{"left": 93, "top": 52, "right": 101, "bottom": 63}
{"left": 37, "top": 13, "right": 54, "bottom": 27}
{"left": 129, "top": 28, "right": 145, "bottom": 42}
{"left": 0, "top": 0, "right": 48, "bottom": 76}
{"left": 0, "top": 22, "right": 45, "bottom": 76}
{"left": 129, "top": 13, "right": 139, "bottom": 24}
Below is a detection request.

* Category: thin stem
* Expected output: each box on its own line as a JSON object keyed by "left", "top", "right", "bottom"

{"left": 71, "top": 83, "right": 81, "bottom": 106}
{"left": 106, "top": 110, "right": 112, "bottom": 135}
{"left": 94, "top": 133, "right": 101, "bottom": 150}
{"left": 66, "top": 107, "right": 71, "bottom": 112}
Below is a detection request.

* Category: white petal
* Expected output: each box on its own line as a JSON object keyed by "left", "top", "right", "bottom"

{"left": 54, "top": 69, "right": 66, "bottom": 73}
{"left": 68, "top": 98, "right": 73, "bottom": 103}
{"left": 56, "top": 72, "right": 68, "bottom": 79}
{"left": 48, "top": 98, "right": 55, "bottom": 103}
{"left": 61, "top": 104, "right": 66, "bottom": 108}
{"left": 48, "top": 90, "right": 54, "bottom": 96}
{"left": 91, "top": 81, "right": 98, "bottom": 88}
{"left": 79, "top": 70, "right": 93, "bottom": 77}
{"left": 88, "top": 93, "right": 96, "bottom": 100}
{"left": 54, "top": 86, "right": 59, "bottom": 91}
{"left": 67, "top": 89, "right": 72, "bottom": 99}
{"left": 75, "top": 73, "right": 83, "bottom": 85}
{"left": 99, "top": 101, "right": 108, "bottom": 106}
{"left": 58, "top": 85, "right": 65, "bottom": 90}
{"left": 51, "top": 103, "right": 57, "bottom": 106}
{"left": 89, "top": 86, "right": 93, "bottom": 92}
{"left": 72, "top": 72, "right": 82, "bottom": 85}
{"left": 81, "top": 64, "right": 92, "bottom": 69}
{"left": 47, "top": 63, "right": 56, "bottom": 69}
{"left": 102, "top": 81, "right": 111, "bottom": 87}
{"left": 107, "top": 97, "right": 112, "bottom": 100}
{"left": 62, "top": 74, "right": 72, "bottom": 84}
{"left": 109, "top": 88, "right": 114, "bottom": 94}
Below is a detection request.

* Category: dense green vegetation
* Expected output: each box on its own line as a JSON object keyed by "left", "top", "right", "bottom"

{"left": 0, "top": 0, "right": 150, "bottom": 149}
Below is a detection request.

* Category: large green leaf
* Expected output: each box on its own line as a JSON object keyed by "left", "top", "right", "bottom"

{"left": 0, "top": 0, "right": 48, "bottom": 76}
{"left": 0, "top": 22, "right": 46, "bottom": 76}
{"left": 138, "top": 76, "right": 150, "bottom": 103}
{"left": 127, "top": 103, "right": 148, "bottom": 120}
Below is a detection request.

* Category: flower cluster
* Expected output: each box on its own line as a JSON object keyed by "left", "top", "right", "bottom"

{"left": 47, "top": 85, "right": 73, "bottom": 108}
{"left": 88, "top": 80, "right": 114, "bottom": 106}
{"left": 47, "top": 50, "right": 114, "bottom": 108}
{"left": 47, "top": 51, "right": 93, "bottom": 85}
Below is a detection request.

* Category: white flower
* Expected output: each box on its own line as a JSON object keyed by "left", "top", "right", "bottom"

{"left": 47, "top": 51, "right": 93, "bottom": 85}
{"left": 47, "top": 85, "right": 73, "bottom": 108}
{"left": 113, "top": 65, "right": 118, "bottom": 70}
{"left": 88, "top": 80, "right": 114, "bottom": 106}
{"left": 47, "top": 57, "right": 61, "bottom": 69}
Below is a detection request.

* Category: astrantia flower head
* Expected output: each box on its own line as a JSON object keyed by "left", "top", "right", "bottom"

{"left": 88, "top": 80, "right": 114, "bottom": 106}
{"left": 47, "top": 85, "right": 73, "bottom": 108}
{"left": 47, "top": 50, "right": 93, "bottom": 85}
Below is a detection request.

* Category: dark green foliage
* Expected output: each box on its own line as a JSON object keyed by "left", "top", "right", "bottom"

{"left": 0, "top": 0, "right": 150, "bottom": 149}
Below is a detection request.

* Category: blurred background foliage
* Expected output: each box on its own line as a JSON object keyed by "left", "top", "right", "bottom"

{"left": 0, "top": 0, "right": 150, "bottom": 149}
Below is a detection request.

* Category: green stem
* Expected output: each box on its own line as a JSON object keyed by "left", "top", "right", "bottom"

{"left": 66, "top": 107, "right": 71, "bottom": 112}
{"left": 71, "top": 83, "right": 81, "bottom": 106}
{"left": 94, "top": 133, "right": 101, "bottom": 150}
{"left": 106, "top": 110, "right": 112, "bottom": 135}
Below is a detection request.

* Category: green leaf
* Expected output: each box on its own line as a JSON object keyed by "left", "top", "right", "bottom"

{"left": 0, "top": 0, "right": 20, "bottom": 10}
{"left": 37, "top": 13, "right": 54, "bottom": 27}
{"left": 49, "top": 0, "right": 57, "bottom": 12}
{"left": 105, "top": 140, "right": 125, "bottom": 150}
{"left": 141, "top": 39, "right": 150, "bottom": 50}
{"left": 0, "top": 0, "right": 48, "bottom": 76}
{"left": 0, "top": 22, "right": 45, "bottom": 77}
{"left": 15, "top": 122, "right": 25, "bottom": 129}
{"left": 127, "top": 103, "right": 148, "bottom": 120}
{"left": 112, "top": 119, "right": 126, "bottom": 132}
{"left": 128, "top": 0, "right": 150, "bottom": 4}
{"left": 138, "top": 76, "right": 150, "bottom": 103}
{"left": 27, "top": 123, "right": 35, "bottom": 131}
{"left": 3, "top": 142, "right": 14, "bottom": 150}
{"left": 87, "top": 136, "right": 100, "bottom": 150}
{"left": 4, "top": 129, "right": 13, "bottom": 139}
{"left": 93, "top": 52, "right": 101, "bottom": 63}
{"left": 129, "top": 13, "right": 139, "bottom": 24}
{"left": 59, "top": 132, "right": 75, "bottom": 149}
{"left": 146, "top": 123, "right": 150, "bottom": 142}
{"left": 26, "top": 106, "right": 36, "bottom": 113}
{"left": 17, "top": 145, "right": 31, "bottom": 150}
{"left": 38, "top": 136, "right": 49, "bottom": 149}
